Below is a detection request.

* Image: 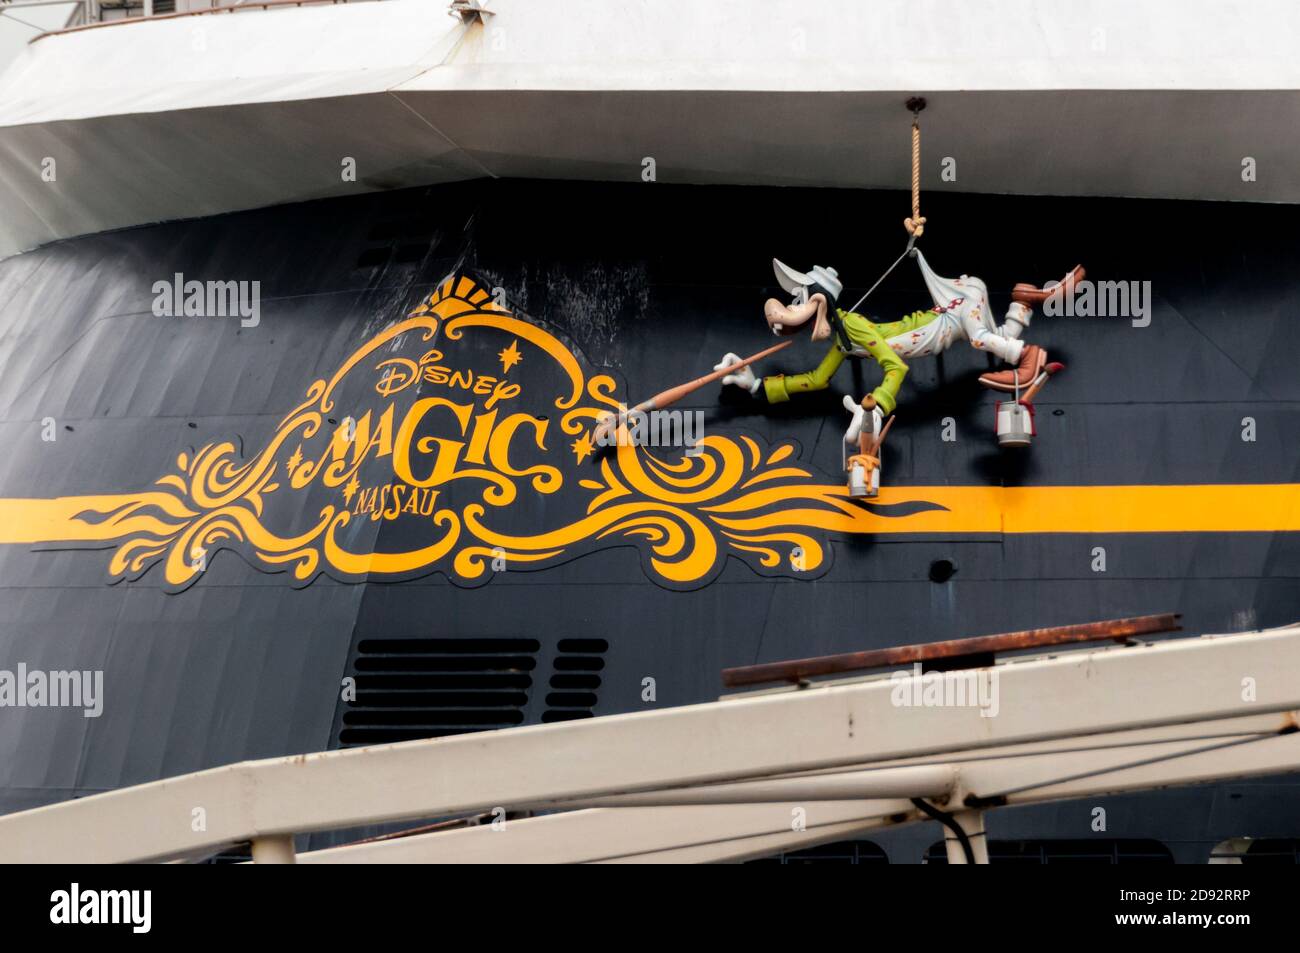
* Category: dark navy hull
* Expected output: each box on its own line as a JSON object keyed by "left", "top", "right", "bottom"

{"left": 1, "top": 181, "right": 1296, "bottom": 861}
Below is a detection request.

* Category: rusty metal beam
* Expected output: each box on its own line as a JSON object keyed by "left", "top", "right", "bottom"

{"left": 721, "top": 613, "right": 1182, "bottom": 688}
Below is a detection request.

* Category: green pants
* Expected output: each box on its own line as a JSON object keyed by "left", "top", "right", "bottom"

{"left": 762, "top": 309, "right": 938, "bottom": 415}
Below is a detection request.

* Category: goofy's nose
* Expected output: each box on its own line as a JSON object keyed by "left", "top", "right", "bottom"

{"left": 764, "top": 296, "right": 818, "bottom": 336}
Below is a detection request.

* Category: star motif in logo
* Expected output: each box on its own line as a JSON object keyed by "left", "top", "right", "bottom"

{"left": 286, "top": 444, "right": 304, "bottom": 477}
{"left": 342, "top": 475, "right": 360, "bottom": 505}
{"left": 571, "top": 433, "right": 594, "bottom": 464}
{"left": 498, "top": 339, "right": 523, "bottom": 375}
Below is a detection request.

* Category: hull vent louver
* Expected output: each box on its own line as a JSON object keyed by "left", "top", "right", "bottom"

{"left": 925, "top": 839, "right": 1173, "bottom": 864}
{"left": 748, "top": 841, "right": 889, "bottom": 865}
{"left": 338, "top": 638, "right": 539, "bottom": 747}
{"left": 542, "top": 638, "right": 608, "bottom": 723}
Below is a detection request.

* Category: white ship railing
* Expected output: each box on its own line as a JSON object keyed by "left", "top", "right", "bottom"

{"left": 1, "top": 0, "right": 392, "bottom": 44}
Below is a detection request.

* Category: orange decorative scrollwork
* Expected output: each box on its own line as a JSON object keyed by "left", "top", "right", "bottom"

{"left": 8, "top": 272, "right": 1281, "bottom": 594}
{"left": 0, "top": 274, "right": 876, "bottom": 591}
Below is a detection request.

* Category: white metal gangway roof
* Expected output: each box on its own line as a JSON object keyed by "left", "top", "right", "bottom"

{"left": 1, "top": 621, "right": 1298, "bottom": 864}
{"left": 1, "top": 0, "right": 1298, "bottom": 259}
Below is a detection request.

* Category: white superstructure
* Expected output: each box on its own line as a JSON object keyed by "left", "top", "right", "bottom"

{"left": 0, "top": 0, "right": 1297, "bottom": 258}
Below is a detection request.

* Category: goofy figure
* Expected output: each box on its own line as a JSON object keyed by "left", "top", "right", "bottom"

{"left": 715, "top": 252, "right": 1083, "bottom": 495}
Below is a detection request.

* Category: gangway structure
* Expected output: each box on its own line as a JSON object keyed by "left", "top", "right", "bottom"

{"left": 2, "top": 619, "right": 1298, "bottom": 864}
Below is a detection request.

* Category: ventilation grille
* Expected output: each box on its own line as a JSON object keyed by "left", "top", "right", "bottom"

{"left": 925, "top": 839, "right": 1173, "bottom": 864}
{"left": 748, "top": 840, "right": 889, "bottom": 865}
{"left": 204, "top": 844, "right": 252, "bottom": 865}
{"left": 1240, "top": 839, "right": 1300, "bottom": 864}
{"left": 542, "top": 638, "right": 608, "bottom": 723}
{"left": 339, "top": 638, "right": 539, "bottom": 747}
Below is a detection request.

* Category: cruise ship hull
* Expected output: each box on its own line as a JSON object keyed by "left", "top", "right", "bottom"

{"left": 0, "top": 179, "right": 1296, "bottom": 861}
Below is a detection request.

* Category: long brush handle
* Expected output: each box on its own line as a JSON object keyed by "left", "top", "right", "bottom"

{"left": 591, "top": 339, "right": 794, "bottom": 445}
{"left": 636, "top": 339, "right": 794, "bottom": 412}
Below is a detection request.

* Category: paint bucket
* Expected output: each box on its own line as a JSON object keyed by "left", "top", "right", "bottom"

{"left": 845, "top": 455, "right": 880, "bottom": 498}
{"left": 848, "top": 462, "right": 870, "bottom": 498}
{"left": 996, "top": 400, "right": 1035, "bottom": 447}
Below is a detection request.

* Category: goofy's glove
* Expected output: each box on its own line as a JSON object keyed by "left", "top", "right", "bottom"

{"left": 714, "top": 353, "right": 762, "bottom": 395}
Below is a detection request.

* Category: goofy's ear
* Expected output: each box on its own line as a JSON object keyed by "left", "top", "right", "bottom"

{"left": 809, "top": 294, "right": 833, "bottom": 341}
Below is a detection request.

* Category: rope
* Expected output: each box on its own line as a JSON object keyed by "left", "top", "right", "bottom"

{"left": 911, "top": 120, "right": 921, "bottom": 220}
{"left": 903, "top": 114, "right": 925, "bottom": 238}
{"left": 846, "top": 241, "right": 912, "bottom": 314}
{"left": 846, "top": 104, "right": 926, "bottom": 316}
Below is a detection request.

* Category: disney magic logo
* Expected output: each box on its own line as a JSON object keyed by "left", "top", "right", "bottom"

{"left": 8, "top": 274, "right": 862, "bottom": 592}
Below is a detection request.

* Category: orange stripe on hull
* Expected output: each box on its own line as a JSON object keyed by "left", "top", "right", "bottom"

{"left": 0, "top": 484, "right": 1298, "bottom": 549}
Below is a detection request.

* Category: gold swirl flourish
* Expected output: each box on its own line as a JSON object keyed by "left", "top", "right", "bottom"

{"left": 0, "top": 274, "right": 896, "bottom": 590}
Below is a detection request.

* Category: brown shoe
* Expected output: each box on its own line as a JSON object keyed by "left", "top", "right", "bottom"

{"left": 980, "top": 345, "right": 1048, "bottom": 392}
{"left": 1011, "top": 265, "right": 1085, "bottom": 306}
